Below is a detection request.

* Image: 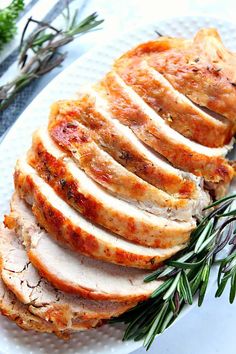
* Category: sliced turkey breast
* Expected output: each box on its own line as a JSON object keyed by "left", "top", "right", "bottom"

{"left": 115, "top": 60, "right": 232, "bottom": 147}
{"left": 98, "top": 71, "right": 234, "bottom": 184}
{"left": 189, "top": 28, "right": 236, "bottom": 124}
{"left": 0, "top": 225, "right": 137, "bottom": 329}
{"left": 5, "top": 195, "right": 162, "bottom": 301}
{"left": 28, "top": 129, "right": 206, "bottom": 248}
{"left": 49, "top": 95, "right": 199, "bottom": 198}
{"left": 48, "top": 114, "right": 202, "bottom": 220}
{"left": 149, "top": 54, "right": 236, "bottom": 126}
{"left": 14, "top": 160, "right": 188, "bottom": 267}
{"left": 114, "top": 30, "right": 236, "bottom": 124}
{"left": 193, "top": 28, "right": 236, "bottom": 83}
{"left": 0, "top": 277, "right": 70, "bottom": 338}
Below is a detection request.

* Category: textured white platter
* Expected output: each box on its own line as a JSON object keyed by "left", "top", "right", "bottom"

{"left": 0, "top": 15, "right": 236, "bottom": 354}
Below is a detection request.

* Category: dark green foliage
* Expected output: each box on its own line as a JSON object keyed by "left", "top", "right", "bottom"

{"left": 111, "top": 195, "right": 236, "bottom": 350}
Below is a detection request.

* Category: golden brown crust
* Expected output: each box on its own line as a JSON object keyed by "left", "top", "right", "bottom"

{"left": 48, "top": 113, "right": 194, "bottom": 216}
{"left": 27, "top": 132, "right": 193, "bottom": 248}
{"left": 49, "top": 99, "right": 196, "bottom": 198}
{"left": 115, "top": 59, "right": 232, "bottom": 148}
{"left": 100, "top": 72, "right": 234, "bottom": 184}
{"left": 114, "top": 30, "right": 236, "bottom": 126}
{"left": 14, "top": 166, "right": 188, "bottom": 269}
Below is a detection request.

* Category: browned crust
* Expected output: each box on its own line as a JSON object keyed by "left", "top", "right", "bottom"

{"left": 28, "top": 133, "right": 193, "bottom": 248}
{"left": 150, "top": 54, "right": 236, "bottom": 126}
{"left": 48, "top": 114, "right": 193, "bottom": 215}
{"left": 100, "top": 72, "right": 234, "bottom": 184}
{"left": 114, "top": 32, "right": 236, "bottom": 125}
{"left": 49, "top": 99, "right": 196, "bottom": 198}
{"left": 14, "top": 166, "right": 187, "bottom": 269}
{"left": 115, "top": 59, "right": 232, "bottom": 148}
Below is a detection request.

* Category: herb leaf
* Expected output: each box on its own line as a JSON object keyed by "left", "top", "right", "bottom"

{"left": 111, "top": 194, "right": 236, "bottom": 350}
{"left": 0, "top": 7, "right": 103, "bottom": 111}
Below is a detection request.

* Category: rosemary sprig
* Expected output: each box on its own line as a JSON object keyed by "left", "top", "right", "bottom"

{"left": 0, "top": 8, "right": 103, "bottom": 111}
{"left": 111, "top": 195, "right": 236, "bottom": 350}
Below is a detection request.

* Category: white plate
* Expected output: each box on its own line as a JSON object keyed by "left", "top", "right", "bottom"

{"left": 0, "top": 15, "right": 236, "bottom": 354}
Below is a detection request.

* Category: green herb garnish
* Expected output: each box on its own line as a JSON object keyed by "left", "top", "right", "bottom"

{"left": 0, "top": 0, "right": 24, "bottom": 50}
{"left": 0, "top": 6, "right": 103, "bottom": 111}
{"left": 111, "top": 194, "right": 236, "bottom": 350}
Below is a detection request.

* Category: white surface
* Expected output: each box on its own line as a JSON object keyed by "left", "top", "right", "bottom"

{"left": 133, "top": 286, "right": 236, "bottom": 354}
{"left": 0, "top": 4, "right": 236, "bottom": 354}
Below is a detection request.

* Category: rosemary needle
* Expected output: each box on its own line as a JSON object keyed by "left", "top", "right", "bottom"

{"left": 111, "top": 194, "right": 236, "bottom": 350}
{"left": 0, "top": 8, "right": 104, "bottom": 111}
